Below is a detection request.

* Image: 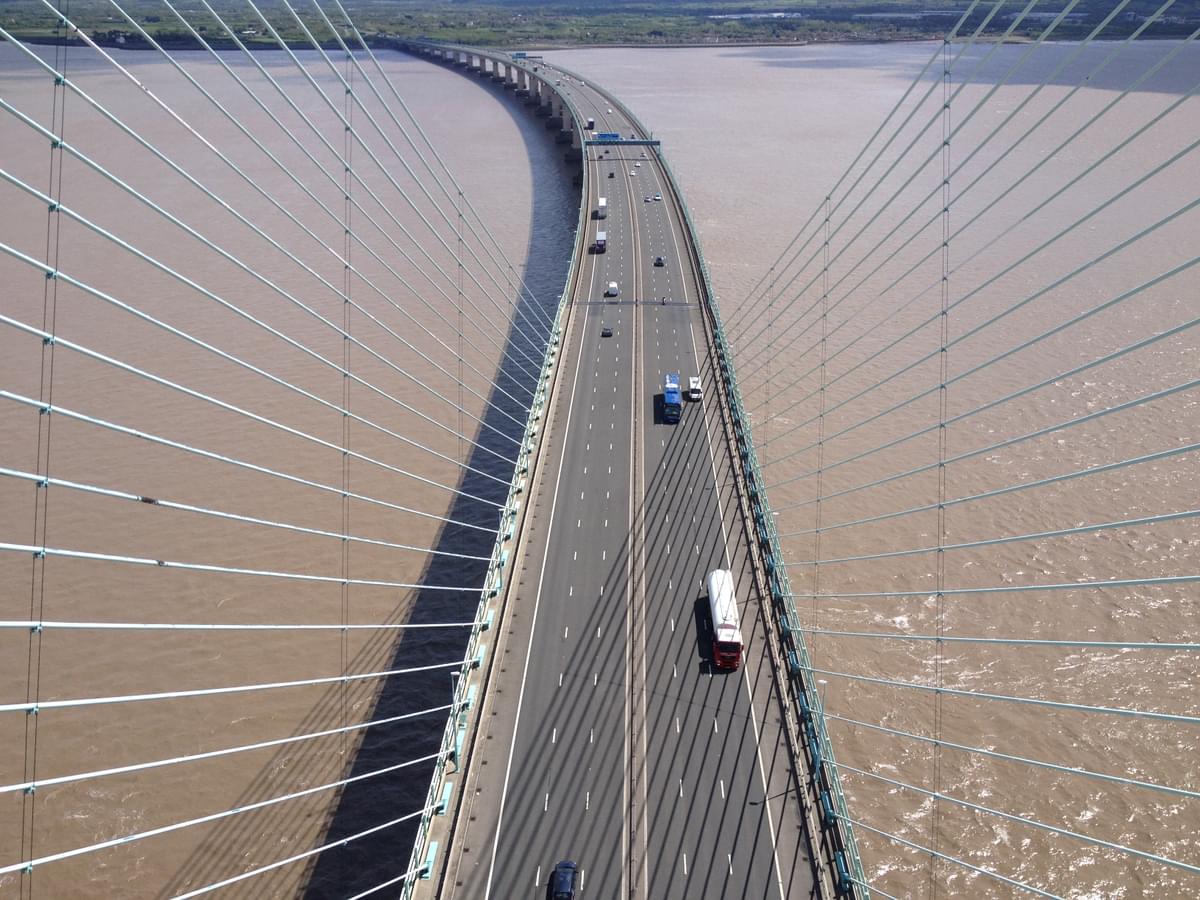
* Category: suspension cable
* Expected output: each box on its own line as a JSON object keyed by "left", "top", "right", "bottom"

{"left": 0, "top": 542, "right": 488, "bottom": 594}
{"left": 0, "top": 100, "right": 535, "bottom": 453}
{"left": 120, "top": 0, "right": 547, "bottom": 401}
{"left": 0, "top": 467, "right": 492, "bottom": 561}
{"left": 172, "top": 809, "right": 432, "bottom": 899}
{"left": 182, "top": 1, "right": 554, "bottom": 375}
{"left": 802, "top": 665, "right": 1200, "bottom": 726}
{"left": 845, "top": 816, "right": 1062, "bottom": 899}
{"left": 0, "top": 390, "right": 500, "bottom": 531}
{"left": 0, "top": 216, "right": 523, "bottom": 466}
{"left": 725, "top": 0, "right": 991, "bottom": 346}
{"left": 747, "top": 29, "right": 1200, "bottom": 433}
{"left": 276, "top": 0, "right": 556, "bottom": 337}
{"left": 745, "top": 0, "right": 1161, "bottom": 406}
{"left": 0, "top": 660, "right": 466, "bottom": 716}
{"left": 787, "top": 508, "right": 1200, "bottom": 566}
{"left": 0, "top": 703, "right": 455, "bottom": 797}
{"left": 331, "top": 0, "right": 566, "bottom": 320}
{"left": 773, "top": 370, "right": 1198, "bottom": 503}
{"left": 0, "top": 310, "right": 514, "bottom": 493}
{"left": 822, "top": 712, "right": 1200, "bottom": 801}
{"left": 231, "top": 0, "right": 555, "bottom": 348}
{"left": 729, "top": 0, "right": 1036, "bottom": 360}
{"left": 838, "top": 761, "right": 1200, "bottom": 876}
{"left": 0, "top": 753, "right": 442, "bottom": 877}
{"left": 781, "top": 441, "right": 1199, "bottom": 537}
{"left": 41, "top": 0, "right": 554, "bottom": 374}
{"left": 760, "top": 230, "right": 1200, "bottom": 470}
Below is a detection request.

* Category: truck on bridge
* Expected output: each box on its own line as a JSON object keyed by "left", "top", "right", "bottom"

{"left": 596, "top": 197, "right": 607, "bottom": 219}
{"left": 706, "top": 569, "right": 744, "bottom": 670}
{"left": 663, "top": 372, "right": 682, "bottom": 423}
{"left": 591, "top": 230, "right": 606, "bottom": 254}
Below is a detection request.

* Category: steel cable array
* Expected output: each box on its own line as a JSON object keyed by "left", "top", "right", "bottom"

{"left": 719, "top": 0, "right": 1199, "bottom": 895}
{"left": 0, "top": 0, "right": 570, "bottom": 895}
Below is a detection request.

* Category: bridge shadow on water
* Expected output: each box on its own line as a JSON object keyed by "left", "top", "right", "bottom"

{"left": 299, "top": 59, "right": 582, "bottom": 900}
{"left": 156, "top": 54, "right": 579, "bottom": 900}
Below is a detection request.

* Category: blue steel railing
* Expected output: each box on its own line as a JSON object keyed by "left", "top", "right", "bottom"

{"left": 551, "top": 61, "right": 868, "bottom": 897}
{"left": 399, "top": 44, "right": 590, "bottom": 897}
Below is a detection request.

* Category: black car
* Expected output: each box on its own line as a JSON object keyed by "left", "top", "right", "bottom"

{"left": 607, "top": 171, "right": 615, "bottom": 178}
{"left": 601, "top": 326, "right": 613, "bottom": 338}
{"left": 550, "top": 860, "right": 578, "bottom": 899}
{"left": 654, "top": 256, "right": 665, "bottom": 267}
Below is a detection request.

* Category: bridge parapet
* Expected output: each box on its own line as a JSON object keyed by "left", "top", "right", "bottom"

{"left": 395, "top": 41, "right": 592, "bottom": 899}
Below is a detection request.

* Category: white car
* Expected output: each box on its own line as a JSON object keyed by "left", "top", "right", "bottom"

{"left": 604, "top": 281, "right": 619, "bottom": 297}
{"left": 607, "top": 107, "right": 613, "bottom": 113}
{"left": 629, "top": 170, "right": 636, "bottom": 176}
{"left": 635, "top": 162, "right": 641, "bottom": 167}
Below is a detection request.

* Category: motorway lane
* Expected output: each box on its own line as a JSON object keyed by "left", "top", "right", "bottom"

{"left": 486, "top": 95, "right": 636, "bottom": 899}
{"left": 476, "top": 62, "right": 811, "bottom": 900}
{"left": 632, "top": 157, "right": 789, "bottom": 898}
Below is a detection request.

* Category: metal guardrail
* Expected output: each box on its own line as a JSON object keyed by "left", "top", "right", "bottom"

{"left": 397, "top": 43, "right": 591, "bottom": 898}
{"left": 547, "top": 60, "right": 869, "bottom": 898}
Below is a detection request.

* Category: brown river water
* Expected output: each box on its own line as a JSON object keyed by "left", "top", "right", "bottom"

{"left": 2, "top": 36, "right": 1197, "bottom": 899}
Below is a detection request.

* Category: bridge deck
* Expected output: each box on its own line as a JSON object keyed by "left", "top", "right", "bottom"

{"left": 416, "top": 55, "right": 819, "bottom": 900}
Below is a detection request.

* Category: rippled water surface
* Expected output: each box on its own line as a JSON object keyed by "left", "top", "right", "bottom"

{"left": 1, "top": 37, "right": 1196, "bottom": 899}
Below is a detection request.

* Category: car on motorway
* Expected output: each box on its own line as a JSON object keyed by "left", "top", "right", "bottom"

{"left": 635, "top": 161, "right": 641, "bottom": 167}
{"left": 607, "top": 107, "right": 613, "bottom": 113}
{"left": 607, "top": 171, "right": 614, "bottom": 178}
{"left": 604, "top": 281, "right": 619, "bottom": 297}
{"left": 654, "top": 255, "right": 665, "bottom": 267}
{"left": 644, "top": 196, "right": 652, "bottom": 202}
{"left": 550, "top": 860, "right": 578, "bottom": 899}
{"left": 629, "top": 170, "right": 636, "bottom": 176}
{"left": 601, "top": 325, "right": 613, "bottom": 337}
{"left": 654, "top": 193, "right": 662, "bottom": 201}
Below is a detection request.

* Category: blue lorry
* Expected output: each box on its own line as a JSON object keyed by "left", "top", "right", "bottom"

{"left": 663, "top": 373, "right": 682, "bottom": 424}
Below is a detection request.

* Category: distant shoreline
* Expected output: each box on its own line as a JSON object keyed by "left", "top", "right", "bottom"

{"left": 9, "top": 32, "right": 1109, "bottom": 53}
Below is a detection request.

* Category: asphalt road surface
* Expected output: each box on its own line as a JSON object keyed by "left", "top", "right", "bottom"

{"left": 439, "top": 59, "right": 816, "bottom": 900}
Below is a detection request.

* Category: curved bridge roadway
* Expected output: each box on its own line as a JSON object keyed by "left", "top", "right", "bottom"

{"left": 417, "top": 53, "right": 818, "bottom": 900}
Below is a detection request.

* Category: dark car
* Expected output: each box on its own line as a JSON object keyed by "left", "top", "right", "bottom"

{"left": 550, "top": 860, "right": 578, "bottom": 899}
{"left": 654, "top": 256, "right": 665, "bottom": 267}
{"left": 607, "top": 171, "right": 615, "bottom": 178}
{"left": 601, "top": 326, "right": 613, "bottom": 338}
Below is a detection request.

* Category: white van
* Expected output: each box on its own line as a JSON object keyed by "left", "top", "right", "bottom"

{"left": 688, "top": 377, "right": 702, "bottom": 401}
{"left": 604, "top": 281, "right": 619, "bottom": 297}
